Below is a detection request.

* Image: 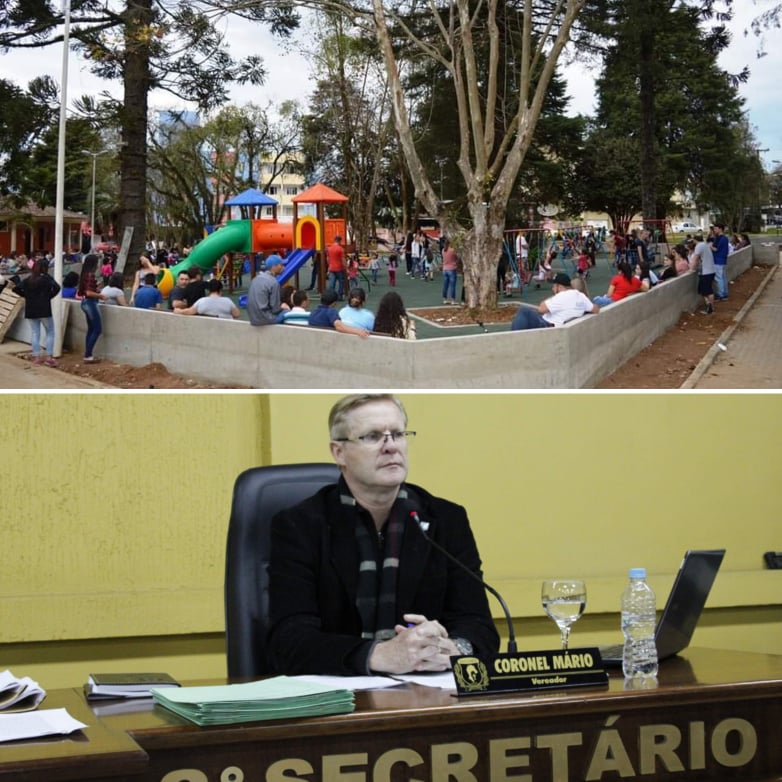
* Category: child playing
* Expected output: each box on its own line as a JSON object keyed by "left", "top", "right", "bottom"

{"left": 281, "top": 289, "right": 310, "bottom": 326}
{"left": 369, "top": 253, "right": 380, "bottom": 284}
{"left": 100, "top": 257, "right": 114, "bottom": 286}
{"left": 576, "top": 251, "right": 590, "bottom": 278}
{"left": 387, "top": 253, "right": 398, "bottom": 286}
{"left": 534, "top": 252, "right": 554, "bottom": 289}
{"left": 347, "top": 256, "right": 360, "bottom": 290}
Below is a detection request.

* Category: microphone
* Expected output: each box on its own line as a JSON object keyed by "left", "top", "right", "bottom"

{"left": 409, "top": 512, "right": 518, "bottom": 654}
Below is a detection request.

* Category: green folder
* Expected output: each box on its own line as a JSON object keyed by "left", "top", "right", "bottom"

{"left": 151, "top": 676, "right": 355, "bottom": 726}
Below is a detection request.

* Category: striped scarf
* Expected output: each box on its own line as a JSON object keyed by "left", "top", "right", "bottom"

{"left": 342, "top": 489, "right": 410, "bottom": 641}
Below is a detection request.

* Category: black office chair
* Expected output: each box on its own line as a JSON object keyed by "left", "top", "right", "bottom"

{"left": 224, "top": 462, "right": 340, "bottom": 679}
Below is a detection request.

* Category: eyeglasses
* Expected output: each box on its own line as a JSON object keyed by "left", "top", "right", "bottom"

{"left": 334, "top": 430, "right": 416, "bottom": 446}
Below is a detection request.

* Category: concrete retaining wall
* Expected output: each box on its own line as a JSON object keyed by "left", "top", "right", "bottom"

{"left": 15, "top": 246, "right": 755, "bottom": 388}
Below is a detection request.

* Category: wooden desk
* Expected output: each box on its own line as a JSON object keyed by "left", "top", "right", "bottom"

{"left": 3, "top": 648, "right": 781, "bottom": 782}
{"left": 0, "top": 686, "right": 147, "bottom": 781}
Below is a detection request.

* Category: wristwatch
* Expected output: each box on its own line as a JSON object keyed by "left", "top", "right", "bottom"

{"left": 450, "top": 637, "right": 473, "bottom": 655}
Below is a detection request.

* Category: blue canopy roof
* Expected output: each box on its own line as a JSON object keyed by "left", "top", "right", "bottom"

{"left": 225, "top": 188, "right": 278, "bottom": 206}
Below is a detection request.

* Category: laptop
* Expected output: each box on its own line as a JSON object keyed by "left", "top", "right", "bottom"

{"left": 601, "top": 549, "right": 726, "bottom": 667}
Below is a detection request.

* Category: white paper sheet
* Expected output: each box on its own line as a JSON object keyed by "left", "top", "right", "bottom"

{"left": 293, "top": 675, "right": 404, "bottom": 691}
{"left": 0, "top": 708, "right": 88, "bottom": 743}
{"left": 391, "top": 672, "right": 457, "bottom": 690}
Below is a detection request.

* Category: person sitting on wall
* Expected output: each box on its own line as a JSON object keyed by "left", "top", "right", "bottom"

{"left": 309, "top": 289, "right": 369, "bottom": 337}
{"left": 282, "top": 289, "right": 311, "bottom": 326}
{"left": 592, "top": 261, "right": 641, "bottom": 307}
{"left": 61, "top": 271, "right": 80, "bottom": 299}
{"left": 247, "top": 257, "right": 288, "bottom": 326}
{"left": 175, "top": 278, "right": 239, "bottom": 319}
{"left": 339, "top": 287, "right": 375, "bottom": 331}
{"left": 510, "top": 273, "right": 599, "bottom": 331}
{"left": 183, "top": 266, "right": 210, "bottom": 307}
{"left": 133, "top": 273, "right": 163, "bottom": 310}
{"left": 168, "top": 270, "right": 191, "bottom": 311}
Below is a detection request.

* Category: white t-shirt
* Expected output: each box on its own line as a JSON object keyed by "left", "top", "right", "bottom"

{"left": 100, "top": 285, "right": 125, "bottom": 305}
{"left": 542, "top": 289, "right": 595, "bottom": 326}
{"left": 194, "top": 295, "right": 236, "bottom": 319}
{"left": 516, "top": 233, "right": 528, "bottom": 260}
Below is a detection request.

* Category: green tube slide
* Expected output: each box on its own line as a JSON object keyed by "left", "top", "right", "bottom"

{"left": 169, "top": 221, "right": 253, "bottom": 279}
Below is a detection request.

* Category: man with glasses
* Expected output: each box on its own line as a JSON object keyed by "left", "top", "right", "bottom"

{"left": 267, "top": 394, "right": 499, "bottom": 676}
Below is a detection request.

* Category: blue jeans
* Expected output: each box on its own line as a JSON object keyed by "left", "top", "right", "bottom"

{"left": 714, "top": 264, "right": 728, "bottom": 298}
{"left": 593, "top": 295, "right": 614, "bottom": 307}
{"left": 511, "top": 308, "right": 551, "bottom": 331}
{"left": 327, "top": 271, "right": 344, "bottom": 298}
{"left": 442, "top": 270, "right": 457, "bottom": 300}
{"left": 80, "top": 298, "right": 102, "bottom": 358}
{"left": 307, "top": 263, "right": 318, "bottom": 290}
{"left": 29, "top": 317, "right": 54, "bottom": 357}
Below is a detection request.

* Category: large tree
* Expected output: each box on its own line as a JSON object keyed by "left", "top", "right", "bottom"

{"left": 0, "top": 0, "right": 297, "bottom": 268}
{"left": 585, "top": 0, "right": 745, "bottom": 230}
{"left": 227, "top": 0, "right": 585, "bottom": 308}
{"left": 579, "top": 0, "right": 742, "bottom": 226}
{"left": 0, "top": 77, "right": 60, "bottom": 201}
{"left": 568, "top": 125, "right": 641, "bottom": 231}
{"left": 300, "top": 12, "right": 394, "bottom": 251}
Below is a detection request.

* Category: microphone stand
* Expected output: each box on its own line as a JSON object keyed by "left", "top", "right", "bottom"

{"left": 410, "top": 512, "right": 518, "bottom": 654}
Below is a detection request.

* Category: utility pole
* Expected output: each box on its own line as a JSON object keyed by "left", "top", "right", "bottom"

{"left": 82, "top": 148, "right": 110, "bottom": 251}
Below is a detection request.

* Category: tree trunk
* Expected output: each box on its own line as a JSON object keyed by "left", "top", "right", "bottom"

{"left": 638, "top": 1, "right": 657, "bottom": 224}
{"left": 370, "top": 0, "right": 584, "bottom": 308}
{"left": 119, "top": 0, "right": 152, "bottom": 274}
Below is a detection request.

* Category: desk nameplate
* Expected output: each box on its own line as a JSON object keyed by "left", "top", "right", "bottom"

{"left": 452, "top": 646, "right": 608, "bottom": 695}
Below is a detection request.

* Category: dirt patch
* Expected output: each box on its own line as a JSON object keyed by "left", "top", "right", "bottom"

{"left": 597, "top": 266, "right": 766, "bottom": 389}
{"left": 412, "top": 302, "right": 520, "bottom": 327}
{"left": 19, "top": 352, "right": 248, "bottom": 389}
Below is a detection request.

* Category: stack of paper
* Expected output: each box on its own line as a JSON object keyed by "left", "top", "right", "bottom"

{"left": 151, "top": 676, "right": 355, "bottom": 726}
{"left": 0, "top": 670, "right": 46, "bottom": 712}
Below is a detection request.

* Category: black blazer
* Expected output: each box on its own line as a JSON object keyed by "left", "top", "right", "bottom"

{"left": 267, "top": 480, "right": 499, "bottom": 675}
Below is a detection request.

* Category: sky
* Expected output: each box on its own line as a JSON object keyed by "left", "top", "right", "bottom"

{"left": 0, "top": 4, "right": 779, "bottom": 169}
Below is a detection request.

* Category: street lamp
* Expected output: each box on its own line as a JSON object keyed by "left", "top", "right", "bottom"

{"left": 435, "top": 157, "right": 447, "bottom": 203}
{"left": 82, "top": 148, "right": 110, "bottom": 251}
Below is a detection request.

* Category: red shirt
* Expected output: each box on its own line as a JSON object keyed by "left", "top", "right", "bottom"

{"left": 327, "top": 243, "right": 345, "bottom": 273}
{"left": 610, "top": 274, "right": 641, "bottom": 301}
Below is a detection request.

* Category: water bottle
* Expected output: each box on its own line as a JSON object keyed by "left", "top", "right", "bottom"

{"left": 621, "top": 567, "right": 658, "bottom": 678}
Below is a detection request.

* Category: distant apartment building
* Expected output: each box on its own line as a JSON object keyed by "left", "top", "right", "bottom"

{"left": 258, "top": 156, "right": 306, "bottom": 221}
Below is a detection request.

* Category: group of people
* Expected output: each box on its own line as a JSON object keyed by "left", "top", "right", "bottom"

{"left": 246, "top": 256, "right": 417, "bottom": 339}
{"left": 510, "top": 221, "right": 744, "bottom": 331}
{"left": 403, "top": 230, "right": 438, "bottom": 280}
{"left": 7, "top": 219, "right": 748, "bottom": 360}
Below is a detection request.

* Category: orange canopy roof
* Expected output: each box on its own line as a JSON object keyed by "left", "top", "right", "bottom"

{"left": 293, "top": 183, "right": 348, "bottom": 203}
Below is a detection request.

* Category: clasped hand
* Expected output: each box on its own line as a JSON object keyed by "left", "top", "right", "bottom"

{"left": 368, "top": 613, "right": 460, "bottom": 674}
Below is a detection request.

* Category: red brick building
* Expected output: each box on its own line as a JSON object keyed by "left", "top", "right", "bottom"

{"left": 0, "top": 200, "right": 87, "bottom": 258}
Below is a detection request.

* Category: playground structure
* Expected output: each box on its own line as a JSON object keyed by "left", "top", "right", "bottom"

{"left": 501, "top": 219, "right": 675, "bottom": 297}
{"left": 157, "top": 183, "right": 349, "bottom": 297}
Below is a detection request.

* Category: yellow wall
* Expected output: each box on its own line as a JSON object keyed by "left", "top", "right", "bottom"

{"left": 1, "top": 392, "right": 780, "bottom": 688}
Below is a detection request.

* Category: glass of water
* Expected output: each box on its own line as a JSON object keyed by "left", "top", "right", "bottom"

{"left": 541, "top": 579, "right": 586, "bottom": 650}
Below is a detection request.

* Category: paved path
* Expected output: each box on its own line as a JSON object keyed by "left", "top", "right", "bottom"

{"left": 687, "top": 263, "right": 782, "bottom": 390}
{"left": 0, "top": 341, "right": 111, "bottom": 389}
